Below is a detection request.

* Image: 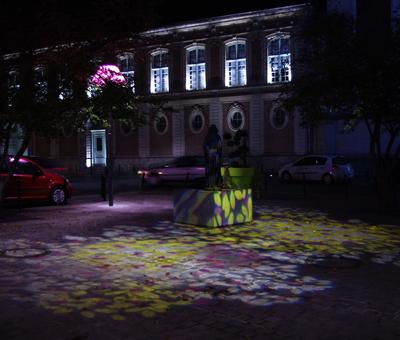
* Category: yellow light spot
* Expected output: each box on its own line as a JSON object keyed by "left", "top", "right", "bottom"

{"left": 81, "top": 311, "right": 95, "bottom": 318}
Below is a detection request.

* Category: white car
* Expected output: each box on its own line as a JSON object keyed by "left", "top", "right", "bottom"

{"left": 278, "top": 155, "right": 354, "bottom": 184}
{"left": 137, "top": 156, "right": 206, "bottom": 186}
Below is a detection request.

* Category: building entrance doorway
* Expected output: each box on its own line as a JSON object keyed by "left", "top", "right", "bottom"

{"left": 91, "top": 130, "right": 106, "bottom": 165}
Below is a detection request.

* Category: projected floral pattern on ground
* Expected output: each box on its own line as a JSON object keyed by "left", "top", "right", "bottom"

{"left": 0, "top": 205, "right": 399, "bottom": 321}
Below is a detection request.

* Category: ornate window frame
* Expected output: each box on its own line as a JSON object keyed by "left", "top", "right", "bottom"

{"left": 266, "top": 33, "right": 292, "bottom": 84}
{"left": 270, "top": 105, "right": 289, "bottom": 130}
{"left": 224, "top": 38, "right": 247, "bottom": 87}
{"left": 117, "top": 52, "right": 135, "bottom": 93}
{"left": 189, "top": 106, "right": 205, "bottom": 134}
{"left": 227, "top": 103, "right": 245, "bottom": 132}
{"left": 119, "top": 121, "right": 134, "bottom": 136}
{"left": 150, "top": 49, "right": 169, "bottom": 94}
{"left": 154, "top": 111, "right": 169, "bottom": 135}
{"left": 185, "top": 44, "right": 206, "bottom": 91}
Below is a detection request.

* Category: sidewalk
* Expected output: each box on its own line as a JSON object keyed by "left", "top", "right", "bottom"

{"left": 69, "top": 173, "right": 141, "bottom": 196}
{"left": 0, "top": 191, "right": 399, "bottom": 340}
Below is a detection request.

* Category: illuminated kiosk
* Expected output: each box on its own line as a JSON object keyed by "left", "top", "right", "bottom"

{"left": 173, "top": 189, "right": 253, "bottom": 227}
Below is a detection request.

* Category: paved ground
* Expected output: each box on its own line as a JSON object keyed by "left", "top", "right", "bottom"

{"left": 0, "top": 184, "right": 399, "bottom": 340}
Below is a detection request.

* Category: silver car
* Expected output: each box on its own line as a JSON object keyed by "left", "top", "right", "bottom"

{"left": 278, "top": 155, "right": 354, "bottom": 184}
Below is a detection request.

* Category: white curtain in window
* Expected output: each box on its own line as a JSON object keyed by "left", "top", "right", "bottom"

{"left": 267, "top": 37, "right": 291, "bottom": 84}
{"left": 186, "top": 46, "right": 206, "bottom": 90}
{"left": 151, "top": 51, "right": 169, "bottom": 93}
{"left": 225, "top": 41, "right": 246, "bottom": 87}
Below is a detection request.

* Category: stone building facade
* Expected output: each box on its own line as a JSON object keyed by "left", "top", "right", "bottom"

{"left": 5, "top": 1, "right": 398, "bottom": 176}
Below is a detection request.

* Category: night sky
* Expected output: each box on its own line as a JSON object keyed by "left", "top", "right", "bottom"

{"left": 157, "top": 0, "right": 306, "bottom": 25}
{"left": 1, "top": 0, "right": 306, "bottom": 53}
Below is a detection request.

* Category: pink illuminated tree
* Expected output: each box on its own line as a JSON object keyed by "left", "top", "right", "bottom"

{"left": 89, "top": 64, "right": 127, "bottom": 88}
{"left": 88, "top": 63, "right": 145, "bottom": 206}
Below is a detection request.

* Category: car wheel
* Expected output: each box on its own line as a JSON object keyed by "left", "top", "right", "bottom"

{"left": 281, "top": 171, "right": 292, "bottom": 182}
{"left": 49, "top": 186, "right": 67, "bottom": 205}
{"left": 322, "top": 174, "right": 334, "bottom": 185}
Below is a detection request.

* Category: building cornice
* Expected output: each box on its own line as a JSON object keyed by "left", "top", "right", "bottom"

{"left": 141, "top": 4, "right": 308, "bottom": 38}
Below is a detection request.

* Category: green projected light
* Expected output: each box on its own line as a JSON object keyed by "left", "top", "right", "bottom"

{"left": 174, "top": 188, "right": 253, "bottom": 226}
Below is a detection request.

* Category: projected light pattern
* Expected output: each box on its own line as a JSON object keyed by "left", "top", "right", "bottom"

{"left": 174, "top": 189, "right": 253, "bottom": 226}
{"left": 0, "top": 206, "right": 399, "bottom": 321}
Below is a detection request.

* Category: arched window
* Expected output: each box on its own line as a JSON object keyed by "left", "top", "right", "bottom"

{"left": 150, "top": 50, "right": 169, "bottom": 93}
{"left": 186, "top": 45, "right": 206, "bottom": 91}
{"left": 7, "top": 69, "right": 20, "bottom": 106}
{"left": 118, "top": 53, "right": 135, "bottom": 93}
{"left": 34, "top": 66, "right": 47, "bottom": 101}
{"left": 267, "top": 35, "right": 292, "bottom": 84}
{"left": 225, "top": 39, "right": 247, "bottom": 87}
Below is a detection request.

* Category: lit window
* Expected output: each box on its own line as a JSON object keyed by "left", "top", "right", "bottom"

{"left": 8, "top": 70, "right": 19, "bottom": 89}
{"left": 227, "top": 104, "right": 245, "bottom": 131}
{"left": 267, "top": 36, "right": 292, "bottom": 84}
{"left": 118, "top": 53, "right": 135, "bottom": 93}
{"left": 7, "top": 70, "right": 20, "bottom": 107}
{"left": 150, "top": 50, "right": 169, "bottom": 93}
{"left": 58, "top": 73, "right": 73, "bottom": 100}
{"left": 186, "top": 46, "right": 206, "bottom": 90}
{"left": 34, "top": 66, "right": 47, "bottom": 101}
{"left": 225, "top": 40, "right": 247, "bottom": 87}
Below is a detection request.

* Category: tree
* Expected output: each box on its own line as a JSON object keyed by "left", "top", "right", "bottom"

{"left": 0, "top": 0, "right": 161, "bottom": 210}
{"left": 279, "top": 12, "right": 400, "bottom": 211}
{"left": 0, "top": 47, "right": 95, "bottom": 208}
{"left": 88, "top": 65, "right": 146, "bottom": 206}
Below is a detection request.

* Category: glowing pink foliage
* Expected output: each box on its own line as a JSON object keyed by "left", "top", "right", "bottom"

{"left": 90, "top": 64, "right": 127, "bottom": 87}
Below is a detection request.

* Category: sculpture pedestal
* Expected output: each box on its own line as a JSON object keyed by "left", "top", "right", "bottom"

{"left": 173, "top": 188, "right": 253, "bottom": 227}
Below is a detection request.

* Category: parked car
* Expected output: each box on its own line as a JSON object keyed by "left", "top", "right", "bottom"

{"left": 138, "top": 156, "right": 206, "bottom": 186}
{"left": 0, "top": 156, "right": 72, "bottom": 205}
{"left": 278, "top": 155, "right": 354, "bottom": 184}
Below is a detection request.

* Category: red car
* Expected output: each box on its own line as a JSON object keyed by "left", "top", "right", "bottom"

{"left": 0, "top": 156, "right": 72, "bottom": 205}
